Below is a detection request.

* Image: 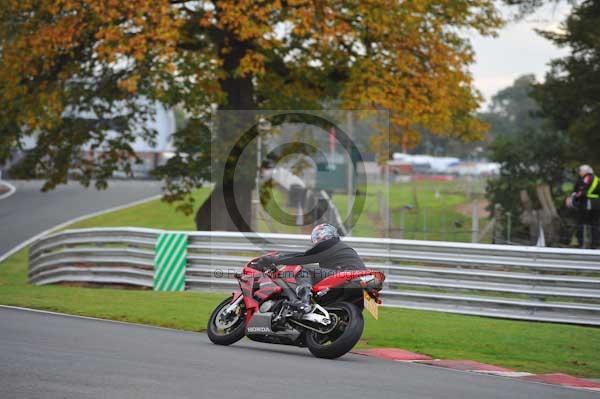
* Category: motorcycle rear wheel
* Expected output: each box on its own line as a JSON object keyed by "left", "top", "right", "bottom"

{"left": 306, "top": 302, "right": 364, "bottom": 359}
{"left": 207, "top": 297, "right": 246, "bottom": 346}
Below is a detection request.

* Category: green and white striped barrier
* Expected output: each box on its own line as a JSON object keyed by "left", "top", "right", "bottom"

{"left": 153, "top": 232, "right": 188, "bottom": 291}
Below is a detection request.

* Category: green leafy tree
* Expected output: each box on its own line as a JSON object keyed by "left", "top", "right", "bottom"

{"left": 486, "top": 128, "right": 571, "bottom": 244}
{"left": 483, "top": 1, "right": 600, "bottom": 245}
{"left": 415, "top": 74, "right": 549, "bottom": 159}
{"left": 480, "top": 74, "right": 545, "bottom": 138}
{"left": 533, "top": 0, "right": 600, "bottom": 170}
{"left": 483, "top": 75, "right": 575, "bottom": 245}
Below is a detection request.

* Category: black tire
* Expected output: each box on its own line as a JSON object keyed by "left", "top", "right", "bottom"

{"left": 207, "top": 297, "right": 246, "bottom": 346}
{"left": 306, "top": 302, "right": 364, "bottom": 359}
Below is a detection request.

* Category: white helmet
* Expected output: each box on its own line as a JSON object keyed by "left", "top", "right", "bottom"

{"left": 579, "top": 165, "right": 594, "bottom": 176}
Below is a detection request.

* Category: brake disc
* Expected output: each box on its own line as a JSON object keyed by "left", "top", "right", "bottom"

{"left": 215, "top": 307, "right": 240, "bottom": 330}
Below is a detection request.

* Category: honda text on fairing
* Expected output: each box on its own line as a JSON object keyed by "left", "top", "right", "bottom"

{"left": 207, "top": 255, "right": 385, "bottom": 359}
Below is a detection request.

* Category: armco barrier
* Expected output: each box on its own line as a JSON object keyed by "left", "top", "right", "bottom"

{"left": 28, "top": 228, "right": 600, "bottom": 326}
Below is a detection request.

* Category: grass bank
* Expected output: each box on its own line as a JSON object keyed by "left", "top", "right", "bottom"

{"left": 67, "top": 188, "right": 211, "bottom": 231}
{"left": 1, "top": 188, "right": 599, "bottom": 377}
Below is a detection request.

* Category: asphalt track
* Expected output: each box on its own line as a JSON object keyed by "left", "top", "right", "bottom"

{"left": 0, "top": 307, "right": 596, "bottom": 399}
{"left": 0, "top": 181, "right": 597, "bottom": 398}
{"left": 0, "top": 180, "right": 162, "bottom": 258}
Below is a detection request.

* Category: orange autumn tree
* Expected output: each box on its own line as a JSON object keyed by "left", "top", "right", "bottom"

{"left": 0, "top": 0, "right": 502, "bottom": 230}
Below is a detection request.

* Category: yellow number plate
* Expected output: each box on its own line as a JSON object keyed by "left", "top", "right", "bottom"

{"left": 363, "top": 291, "right": 379, "bottom": 320}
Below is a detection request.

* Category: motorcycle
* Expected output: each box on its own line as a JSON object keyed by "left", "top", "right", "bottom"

{"left": 207, "top": 254, "right": 385, "bottom": 359}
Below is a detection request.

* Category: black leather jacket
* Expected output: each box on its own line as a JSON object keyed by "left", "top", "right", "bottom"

{"left": 272, "top": 237, "right": 366, "bottom": 271}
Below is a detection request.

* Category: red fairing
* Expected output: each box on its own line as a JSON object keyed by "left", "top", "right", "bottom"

{"left": 276, "top": 265, "right": 302, "bottom": 283}
{"left": 238, "top": 259, "right": 289, "bottom": 324}
{"left": 238, "top": 268, "right": 259, "bottom": 324}
{"left": 313, "top": 270, "right": 385, "bottom": 293}
{"left": 254, "top": 276, "right": 283, "bottom": 300}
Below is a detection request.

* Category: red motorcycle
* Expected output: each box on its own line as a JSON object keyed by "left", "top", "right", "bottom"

{"left": 207, "top": 254, "right": 385, "bottom": 359}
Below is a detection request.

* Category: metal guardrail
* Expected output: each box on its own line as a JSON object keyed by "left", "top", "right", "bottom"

{"left": 28, "top": 228, "right": 600, "bottom": 326}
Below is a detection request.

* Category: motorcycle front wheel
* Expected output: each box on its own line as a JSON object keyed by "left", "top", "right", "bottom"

{"left": 207, "top": 297, "right": 246, "bottom": 345}
{"left": 306, "top": 302, "right": 364, "bottom": 359}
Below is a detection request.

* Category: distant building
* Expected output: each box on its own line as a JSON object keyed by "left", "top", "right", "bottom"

{"left": 84, "top": 102, "right": 176, "bottom": 178}
{"left": 391, "top": 153, "right": 460, "bottom": 173}
{"left": 2, "top": 101, "right": 176, "bottom": 179}
{"left": 387, "top": 153, "right": 499, "bottom": 178}
{"left": 447, "top": 161, "right": 500, "bottom": 176}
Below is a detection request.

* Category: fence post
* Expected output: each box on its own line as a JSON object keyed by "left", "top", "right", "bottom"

{"left": 377, "top": 191, "right": 390, "bottom": 236}
{"left": 295, "top": 203, "right": 304, "bottom": 226}
{"left": 346, "top": 112, "right": 354, "bottom": 236}
{"left": 423, "top": 207, "right": 427, "bottom": 240}
{"left": 441, "top": 209, "right": 447, "bottom": 241}
{"left": 383, "top": 195, "right": 390, "bottom": 234}
{"left": 506, "top": 211, "right": 512, "bottom": 244}
{"left": 399, "top": 208, "right": 405, "bottom": 239}
{"left": 471, "top": 201, "right": 479, "bottom": 243}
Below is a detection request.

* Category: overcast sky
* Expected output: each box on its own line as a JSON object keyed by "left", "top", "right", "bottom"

{"left": 470, "top": 3, "right": 572, "bottom": 110}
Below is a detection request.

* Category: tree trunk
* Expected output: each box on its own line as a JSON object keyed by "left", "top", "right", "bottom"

{"left": 196, "top": 35, "right": 256, "bottom": 231}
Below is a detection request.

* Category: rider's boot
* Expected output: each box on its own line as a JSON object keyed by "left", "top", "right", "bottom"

{"left": 290, "top": 284, "right": 313, "bottom": 314}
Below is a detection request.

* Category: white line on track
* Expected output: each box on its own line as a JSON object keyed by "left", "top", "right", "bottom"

{"left": 0, "top": 193, "right": 161, "bottom": 264}
{"left": 0, "top": 305, "right": 197, "bottom": 334}
{"left": 0, "top": 180, "right": 16, "bottom": 201}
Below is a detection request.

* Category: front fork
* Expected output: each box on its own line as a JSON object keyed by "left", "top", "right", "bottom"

{"left": 223, "top": 293, "right": 244, "bottom": 316}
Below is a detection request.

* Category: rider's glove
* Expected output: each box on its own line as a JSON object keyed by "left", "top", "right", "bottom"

{"left": 255, "top": 255, "right": 278, "bottom": 271}
{"left": 566, "top": 193, "right": 580, "bottom": 209}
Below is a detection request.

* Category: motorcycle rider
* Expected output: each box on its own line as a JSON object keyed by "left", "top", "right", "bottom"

{"left": 255, "top": 223, "right": 366, "bottom": 313}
